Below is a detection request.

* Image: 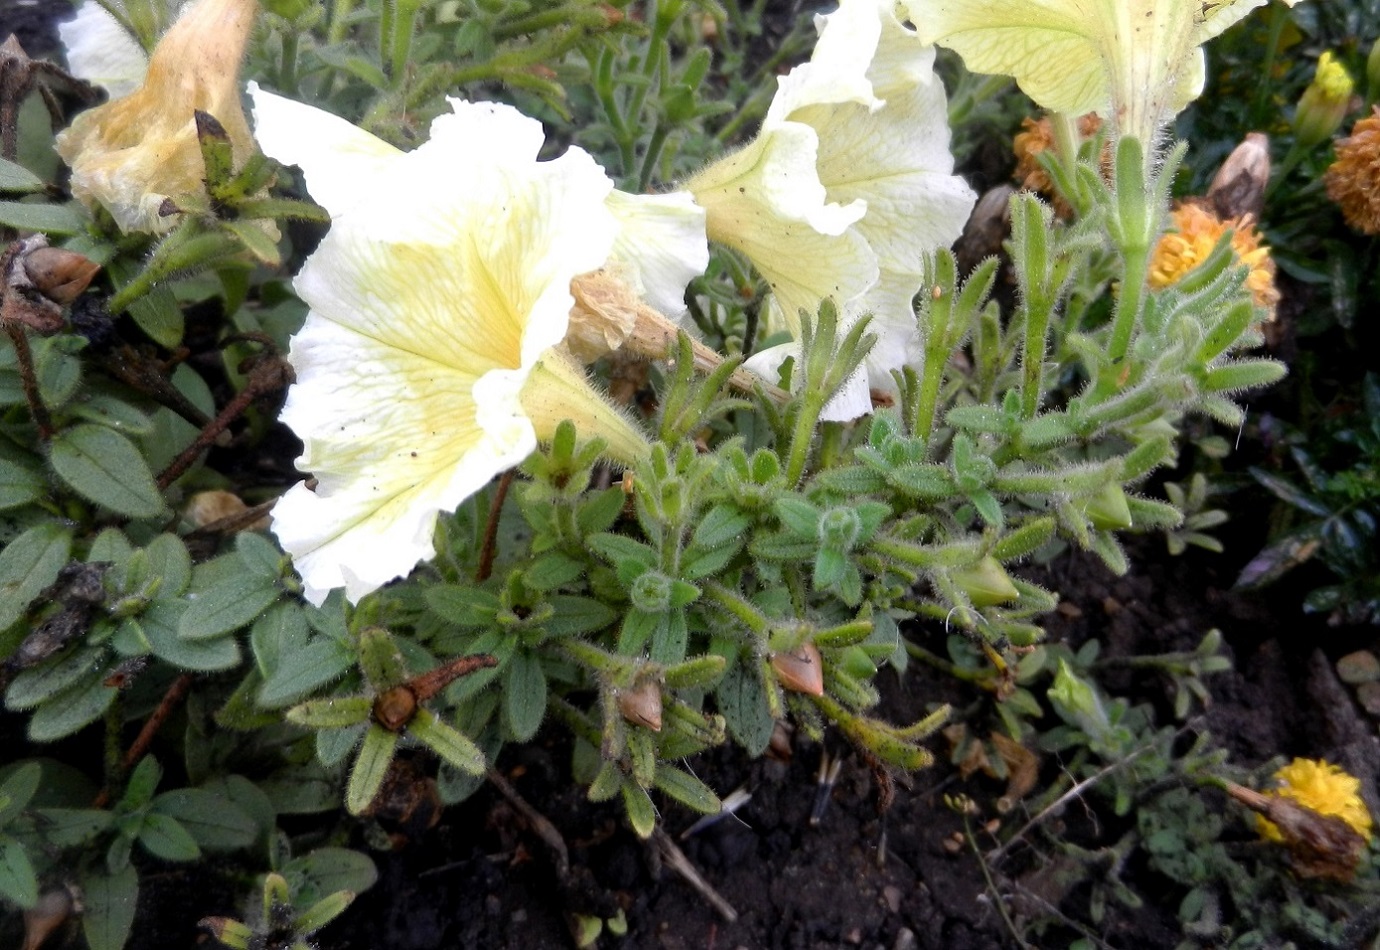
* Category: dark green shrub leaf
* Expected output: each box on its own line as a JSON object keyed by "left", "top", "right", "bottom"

{"left": 0, "top": 157, "right": 43, "bottom": 192}
{"left": 410, "top": 708, "right": 485, "bottom": 775}
{"left": 151, "top": 789, "right": 258, "bottom": 850}
{"left": 0, "top": 200, "right": 85, "bottom": 234}
{"left": 80, "top": 865, "right": 138, "bottom": 950}
{"left": 652, "top": 765, "right": 721, "bottom": 815}
{"left": 5, "top": 646, "right": 106, "bottom": 711}
{"left": 0, "top": 456, "right": 46, "bottom": 511}
{"left": 544, "top": 596, "right": 617, "bottom": 637}
{"left": 282, "top": 848, "right": 378, "bottom": 909}
{"left": 141, "top": 603, "right": 242, "bottom": 671}
{"left": 257, "top": 637, "right": 354, "bottom": 707}
{"left": 0, "top": 838, "right": 37, "bottom": 908}
{"left": 235, "top": 531, "right": 284, "bottom": 580}
{"left": 0, "top": 762, "right": 42, "bottom": 823}
{"left": 717, "top": 662, "right": 773, "bottom": 756}
{"left": 179, "top": 573, "right": 280, "bottom": 640}
{"left": 346, "top": 725, "right": 397, "bottom": 815}
{"left": 523, "top": 551, "right": 585, "bottom": 591}
{"left": 137, "top": 813, "right": 201, "bottom": 862}
{"left": 503, "top": 650, "right": 547, "bottom": 742}
{"left": 0, "top": 523, "right": 71, "bottom": 631}
{"left": 26, "top": 674, "right": 117, "bottom": 742}
{"left": 50, "top": 425, "right": 166, "bottom": 519}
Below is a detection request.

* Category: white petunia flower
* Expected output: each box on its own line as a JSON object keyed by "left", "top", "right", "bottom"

{"left": 901, "top": 0, "right": 1302, "bottom": 152}
{"left": 686, "top": 0, "right": 975, "bottom": 420}
{"left": 59, "top": 1, "right": 168, "bottom": 99}
{"left": 251, "top": 87, "right": 652, "bottom": 604}
{"left": 54, "top": 0, "right": 257, "bottom": 233}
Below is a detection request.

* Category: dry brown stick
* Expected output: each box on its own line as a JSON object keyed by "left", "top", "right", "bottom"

{"left": 485, "top": 767, "right": 570, "bottom": 878}
{"left": 651, "top": 826, "right": 738, "bottom": 922}
{"left": 156, "top": 357, "right": 291, "bottom": 490}
{"left": 475, "top": 469, "right": 515, "bottom": 583}
{"left": 92, "top": 672, "right": 195, "bottom": 808}
{"left": 3, "top": 324, "right": 53, "bottom": 441}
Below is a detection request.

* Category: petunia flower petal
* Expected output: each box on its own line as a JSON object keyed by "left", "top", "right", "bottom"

{"left": 254, "top": 91, "right": 643, "bottom": 604}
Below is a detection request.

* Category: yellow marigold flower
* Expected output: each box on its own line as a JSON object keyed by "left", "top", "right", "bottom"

{"left": 1258, "top": 757, "right": 1374, "bottom": 843}
{"left": 54, "top": 0, "right": 258, "bottom": 234}
{"left": 1326, "top": 105, "right": 1380, "bottom": 236}
{"left": 1148, "top": 202, "right": 1279, "bottom": 317}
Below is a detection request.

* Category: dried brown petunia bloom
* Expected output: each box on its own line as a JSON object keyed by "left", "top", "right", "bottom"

{"left": 1325, "top": 105, "right": 1380, "bottom": 235}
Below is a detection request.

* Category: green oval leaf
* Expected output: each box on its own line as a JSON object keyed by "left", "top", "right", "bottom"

{"left": 50, "top": 424, "right": 166, "bottom": 518}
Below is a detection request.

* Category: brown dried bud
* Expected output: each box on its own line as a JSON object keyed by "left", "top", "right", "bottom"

{"left": 23, "top": 889, "right": 74, "bottom": 950}
{"left": 373, "top": 685, "right": 419, "bottom": 732}
{"left": 1207, "top": 132, "right": 1271, "bottom": 221}
{"left": 23, "top": 247, "right": 101, "bottom": 306}
{"left": 1226, "top": 781, "right": 1369, "bottom": 882}
{"left": 771, "top": 642, "right": 824, "bottom": 696}
{"left": 184, "top": 489, "right": 270, "bottom": 532}
{"left": 617, "top": 679, "right": 663, "bottom": 731}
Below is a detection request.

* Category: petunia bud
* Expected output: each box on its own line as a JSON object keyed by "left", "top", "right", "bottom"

{"left": 1294, "top": 52, "right": 1355, "bottom": 150}
{"left": 772, "top": 642, "right": 824, "bottom": 696}
{"left": 1207, "top": 132, "right": 1271, "bottom": 222}
{"left": 617, "top": 679, "right": 663, "bottom": 731}
{"left": 952, "top": 556, "right": 1020, "bottom": 607}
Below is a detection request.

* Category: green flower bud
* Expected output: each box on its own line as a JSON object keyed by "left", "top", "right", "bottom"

{"left": 952, "top": 556, "right": 1020, "bottom": 607}
{"left": 818, "top": 506, "right": 863, "bottom": 551}
{"left": 1294, "top": 52, "right": 1355, "bottom": 149}
{"left": 1048, "top": 659, "right": 1111, "bottom": 739}
{"left": 1084, "top": 483, "right": 1133, "bottom": 531}
{"left": 629, "top": 571, "right": 674, "bottom": 613}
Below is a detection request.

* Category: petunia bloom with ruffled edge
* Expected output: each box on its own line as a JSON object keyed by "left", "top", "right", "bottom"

{"left": 55, "top": 0, "right": 257, "bottom": 234}
{"left": 250, "top": 87, "right": 653, "bottom": 605}
{"left": 902, "top": 0, "right": 1300, "bottom": 153}
{"left": 686, "top": 0, "right": 975, "bottom": 420}
{"left": 59, "top": 0, "right": 186, "bottom": 99}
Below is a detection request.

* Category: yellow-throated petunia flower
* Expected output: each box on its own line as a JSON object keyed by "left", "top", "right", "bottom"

{"left": 59, "top": 0, "right": 186, "bottom": 99}
{"left": 1148, "top": 201, "right": 1279, "bottom": 317}
{"left": 685, "top": 0, "right": 975, "bottom": 420}
{"left": 250, "top": 86, "right": 659, "bottom": 605}
{"left": 1258, "top": 757, "right": 1374, "bottom": 843}
{"left": 902, "top": 0, "right": 1301, "bottom": 154}
{"left": 55, "top": 0, "right": 258, "bottom": 233}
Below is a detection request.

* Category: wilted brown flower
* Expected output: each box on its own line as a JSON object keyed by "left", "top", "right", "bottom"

{"left": 1325, "top": 105, "right": 1380, "bottom": 235}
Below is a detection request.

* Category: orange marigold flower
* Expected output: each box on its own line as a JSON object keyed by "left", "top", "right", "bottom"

{"left": 1012, "top": 113, "right": 1102, "bottom": 197}
{"left": 1325, "top": 105, "right": 1380, "bottom": 235}
{"left": 1148, "top": 202, "right": 1279, "bottom": 317}
{"left": 1257, "top": 757, "right": 1374, "bottom": 843}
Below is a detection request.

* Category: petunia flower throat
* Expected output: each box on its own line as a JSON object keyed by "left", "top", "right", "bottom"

{"left": 250, "top": 87, "right": 654, "bottom": 605}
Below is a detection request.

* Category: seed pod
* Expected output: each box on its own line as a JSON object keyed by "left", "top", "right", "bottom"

{"left": 373, "top": 685, "right": 418, "bottom": 731}
{"left": 952, "top": 556, "right": 1020, "bottom": 607}
{"left": 772, "top": 642, "right": 824, "bottom": 696}
{"left": 23, "top": 246, "right": 101, "bottom": 305}
{"left": 617, "top": 679, "right": 663, "bottom": 731}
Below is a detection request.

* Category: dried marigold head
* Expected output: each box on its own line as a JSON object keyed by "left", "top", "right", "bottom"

{"left": 1257, "top": 757, "right": 1374, "bottom": 844}
{"left": 1326, "top": 105, "right": 1380, "bottom": 235}
{"left": 1012, "top": 113, "right": 1102, "bottom": 197}
{"left": 1148, "top": 201, "right": 1280, "bottom": 317}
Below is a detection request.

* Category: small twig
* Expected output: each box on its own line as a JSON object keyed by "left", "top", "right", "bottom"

{"left": 988, "top": 744, "right": 1155, "bottom": 864}
{"left": 4, "top": 323, "right": 53, "bottom": 440}
{"left": 156, "top": 355, "right": 291, "bottom": 489}
{"left": 963, "top": 814, "right": 1033, "bottom": 949}
{"left": 92, "top": 673, "right": 195, "bottom": 808}
{"left": 475, "top": 469, "right": 515, "bottom": 583}
{"left": 485, "top": 767, "right": 570, "bottom": 878}
{"left": 651, "top": 826, "right": 738, "bottom": 923}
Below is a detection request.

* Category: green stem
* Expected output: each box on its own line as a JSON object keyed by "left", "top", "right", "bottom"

{"left": 279, "top": 31, "right": 299, "bottom": 96}
{"left": 1021, "top": 292, "right": 1055, "bottom": 418}
{"left": 702, "top": 582, "right": 768, "bottom": 638}
{"left": 1103, "top": 240, "right": 1149, "bottom": 376}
